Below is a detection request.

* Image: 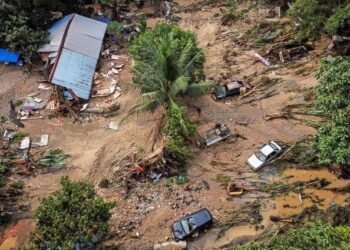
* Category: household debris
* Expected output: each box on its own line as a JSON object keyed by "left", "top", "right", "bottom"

{"left": 20, "top": 135, "right": 49, "bottom": 149}
{"left": 108, "top": 121, "right": 119, "bottom": 131}
{"left": 328, "top": 35, "right": 350, "bottom": 55}
{"left": 202, "top": 124, "right": 231, "bottom": 147}
{"left": 279, "top": 46, "right": 308, "bottom": 63}
{"left": 255, "top": 53, "right": 273, "bottom": 68}
{"left": 154, "top": 241, "right": 186, "bottom": 250}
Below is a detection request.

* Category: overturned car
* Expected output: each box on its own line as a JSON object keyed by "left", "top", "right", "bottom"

{"left": 201, "top": 124, "right": 231, "bottom": 147}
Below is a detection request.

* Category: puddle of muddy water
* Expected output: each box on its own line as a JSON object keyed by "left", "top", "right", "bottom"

{"left": 190, "top": 167, "right": 350, "bottom": 249}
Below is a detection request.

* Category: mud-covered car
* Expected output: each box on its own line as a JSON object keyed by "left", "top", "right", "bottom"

{"left": 247, "top": 141, "right": 283, "bottom": 170}
{"left": 212, "top": 81, "right": 252, "bottom": 100}
{"left": 203, "top": 124, "right": 231, "bottom": 147}
{"left": 172, "top": 208, "right": 213, "bottom": 240}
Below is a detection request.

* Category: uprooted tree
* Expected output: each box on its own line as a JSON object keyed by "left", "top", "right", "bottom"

{"left": 129, "top": 23, "right": 213, "bottom": 161}
{"left": 313, "top": 56, "right": 350, "bottom": 170}
{"left": 30, "top": 177, "right": 115, "bottom": 249}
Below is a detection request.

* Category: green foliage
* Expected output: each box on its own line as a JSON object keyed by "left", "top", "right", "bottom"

{"left": 0, "top": 0, "right": 90, "bottom": 61}
{"left": 324, "top": 4, "right": 350, "bottom": 35}
{"left": 313, "top": 57, "right": 350, "bottom": 166}
{"left": 37, "top": 148, "right": 70, "bottom": 168}
{"left": 130, "top": 23, "right": 213, "bottom": 113}
{"left": 108, "top": 21, "right": 124, "bottom": 35}
{"left": 31, "top": 177, "right": 115, "bottom": 249}
{"left": 287, "top": 0, "right": 327, "bottom": 39}
{"left": 235, "top": 221, "right": 350, "bottom": 250}
{"left": 163, "top": 105, "right": 196, "bottom": 160}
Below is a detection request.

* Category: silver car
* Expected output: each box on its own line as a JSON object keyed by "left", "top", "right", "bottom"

{"left": 247, "top": 141, "right": 283, "bottom": 170}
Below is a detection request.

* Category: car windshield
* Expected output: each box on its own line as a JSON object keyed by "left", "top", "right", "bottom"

{"left": 180, "top": 219, "right": 192, "bottom": 234}
{"left": 255, "top": 150, "right": 267, "bottom": 162}
{"left": 269, "top": 143, "right": 278, "bottom": 151}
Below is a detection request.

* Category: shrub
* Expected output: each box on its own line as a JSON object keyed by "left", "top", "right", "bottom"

{"left": 163, "top": 105, "right": 196, "bottom": 160}
{"left": 31, "top": 177, "right": 115, "bottom": 249}
{"left": 324, "top": 4, "right": 350, "bottom": 35}
{"left": 287, "top": 0, "right": 327, "bottom": 40}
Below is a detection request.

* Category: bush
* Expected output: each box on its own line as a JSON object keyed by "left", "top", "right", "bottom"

{"left": 324, "top": 4, "right": 350, "bottom": 35}
{"left": 235, "top": 221, "right": 350, "bottom": 250}
{"left": 314, "top": 57, "right": 350, "bottom": 166}
{"left": 163, "top": 105, "right": 196, "bottom": 160}
{"left": 287, "top": 0, "right": 327, "bottom": 40}
{"left": 31, "top": 177, "right": 115, "bottom": 249}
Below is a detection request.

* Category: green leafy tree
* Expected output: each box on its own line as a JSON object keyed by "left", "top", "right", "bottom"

{"left": 314, "top": 57, "right": 350, "bottom": 166}
{"left": 129, "top": 24, "right": 213, "bottom": 158}
{"left": 324, "top": 4, "right": 350, "bottom": 35}
{"left": 287, "top": 0, "right": 328, "bottom": 40}
{"left": 31, "top": 177, "right": 115, "bottom": 250}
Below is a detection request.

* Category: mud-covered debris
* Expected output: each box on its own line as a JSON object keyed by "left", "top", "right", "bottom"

{"left": 108, "top": 121, "right": 119, "bottom": 131}
{"left": 279, "top": 46, "right": 308, "bottom": 63}
{"left": 219, "top": 200, "right": 262, "bottom": 229}
{"left": 154, "top": 240, "right": 186, "bottom": 250}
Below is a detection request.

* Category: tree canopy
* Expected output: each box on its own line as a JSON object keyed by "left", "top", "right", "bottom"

{"left": 31, "top": 177, "right": 115, "bottom": 250}
{"left": 0, "top": 0, "right": 90, "bottom": 61}
{"left": 314, "top": 57, "right": 350, "bottom": 167}
{"left": 129, "top": 23, "right": 213, "bottom": 113}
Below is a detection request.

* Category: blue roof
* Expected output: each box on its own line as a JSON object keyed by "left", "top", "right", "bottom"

{"left": 0, "top": 49, "right": 20, "bottom": 63}
{"left": 48, "top": 14, "right": 74, "bottom": 33}
{"left": 46, "top": 14, "right": 107, "bottom": 100}
{"left": 52, "top": 49, "right": 97, "bottom": 100}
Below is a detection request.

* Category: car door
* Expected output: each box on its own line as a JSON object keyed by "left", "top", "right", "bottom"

{"left": 267, "top": 150, "right": 278, "bottom": 162}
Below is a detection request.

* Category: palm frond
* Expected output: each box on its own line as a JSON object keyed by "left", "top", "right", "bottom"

{"left": 186, "top": 81, "right": 214, "bottom": 97}
{"left": 130, "top": 99, "right": 162, "bottom": 114}
{"left": 169, "top": 75, "right": 191, "bottom": 97}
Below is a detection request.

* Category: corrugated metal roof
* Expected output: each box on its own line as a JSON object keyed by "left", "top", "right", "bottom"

{"left": 39, "top": 14, "right": 107, "bottom": 99}
{"left": 51, "top": 48, "right": 97, "bottom": 99}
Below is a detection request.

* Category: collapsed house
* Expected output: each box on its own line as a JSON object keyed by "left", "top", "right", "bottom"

{"left": 38, "top": 14, "right": 107, "bottom": 99}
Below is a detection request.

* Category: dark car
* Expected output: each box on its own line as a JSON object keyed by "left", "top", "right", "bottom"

{"left": 212, "top": 80, "right": 252, "bottom": 100}
{"left": 172, "top": 208, "right": 213, "bottom": 240}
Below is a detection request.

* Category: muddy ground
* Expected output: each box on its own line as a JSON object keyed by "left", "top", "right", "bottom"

{"left": 1, "top": 1, "right": 349, "bottom": 249}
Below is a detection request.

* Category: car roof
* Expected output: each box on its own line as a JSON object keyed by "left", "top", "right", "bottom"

{"left": 261, "top": 144, "right": 274, "bottom": 156}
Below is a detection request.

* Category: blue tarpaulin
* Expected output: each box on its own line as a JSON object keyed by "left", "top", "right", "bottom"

{"left": 0, "top": 49, "right": 20, "bottom": 63}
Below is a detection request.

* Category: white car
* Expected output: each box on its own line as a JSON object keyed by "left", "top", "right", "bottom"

{"left": 247, "top": 141, "right": 283, "bottom": 170}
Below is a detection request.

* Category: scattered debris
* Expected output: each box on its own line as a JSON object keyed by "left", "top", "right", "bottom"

{"left": 108, "top": 121, "right": 119, "bottom": 131}
{"left": 279, "top": 46, "right": 308, "bottom": 63}
{"left": 154, "top": 241, "right": 186, "bottom": 250}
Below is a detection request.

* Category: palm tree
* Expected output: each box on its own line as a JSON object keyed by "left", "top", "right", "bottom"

{"left": 130, "top": 23, "right": 213, "bottom": 113}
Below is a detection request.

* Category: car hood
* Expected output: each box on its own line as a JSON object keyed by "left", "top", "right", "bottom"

{"left": 247, "top": 154, "right": 264, "bottom": 170}
{"left": 172, "top": 221, "right": 186, "bottom": 240}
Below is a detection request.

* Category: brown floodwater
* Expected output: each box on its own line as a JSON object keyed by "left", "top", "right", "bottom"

{"left": 190, "top": 167, "right": 350, "bottom": 249}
